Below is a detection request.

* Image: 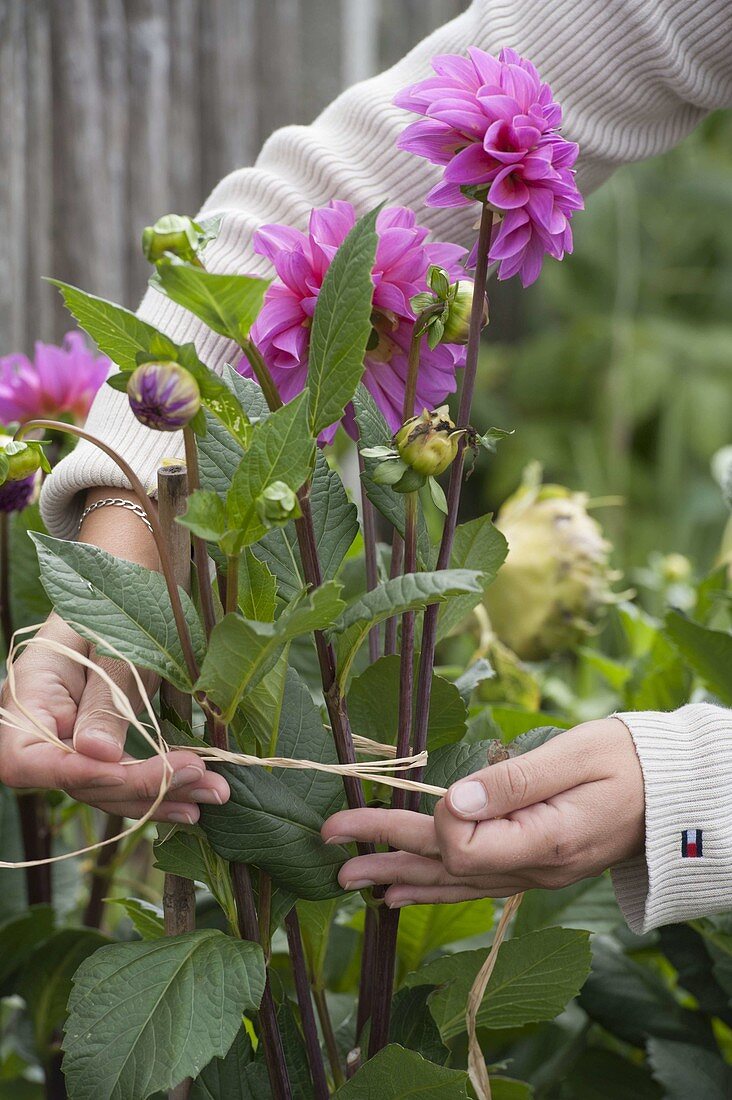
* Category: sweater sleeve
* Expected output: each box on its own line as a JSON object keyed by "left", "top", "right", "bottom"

{"left": 40, "top": 0, "right": 732, "bottom": 538}
{"left": 611, "top": 703, "right": 732, "bottom": 933}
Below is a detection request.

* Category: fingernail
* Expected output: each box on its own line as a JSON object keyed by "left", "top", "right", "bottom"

{"left": 387, "top": 898, "right": 414, "bottom": 909}
{"left": 190, "top": 787, "right": 223, "bottom": 805}
{"left": 171, "top": 766, "right": 205, "bottom": 789}
{"left": 451, "top": 780, "right": 487, "bottom": 815}
{"left": 343, "top": 879, "right": 374, "bottom": 891}
{"left": 325, "top": 834, "right": 356, "bottom": 846}
{"left": 167, "top": 810, "right": 197, "bottom": 824}
{"left": 89, "top": 775, "right": 126, "bottom": 788}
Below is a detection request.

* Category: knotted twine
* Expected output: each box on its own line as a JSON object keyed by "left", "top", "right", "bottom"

{"left": 0, "top": 623, "right": 520, "bottom": 1100}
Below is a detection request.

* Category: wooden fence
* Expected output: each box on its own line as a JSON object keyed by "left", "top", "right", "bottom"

{"left": 0, "top": 0, "right": 467, "bottom": 353}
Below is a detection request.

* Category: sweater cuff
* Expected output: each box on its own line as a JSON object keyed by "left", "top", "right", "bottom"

{"left": 611, "top": 704, "right": 732, "bottom": 933}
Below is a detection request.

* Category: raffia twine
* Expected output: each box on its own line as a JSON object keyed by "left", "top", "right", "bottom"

{"left": 0, "top": 623, "right": 521, "bottom": 1098}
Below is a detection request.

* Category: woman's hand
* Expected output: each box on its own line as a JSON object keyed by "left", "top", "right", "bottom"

{"left": 0, "top": 612, "right": 228, "bottom": 823}
{"left": 322, "top": 719, "right": 644, "bottom": 906}
{"left": 0, "top": 488, "right": 229, "bottom": 823}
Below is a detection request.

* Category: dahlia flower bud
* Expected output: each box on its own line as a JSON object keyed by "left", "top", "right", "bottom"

{"left": 395, "top": 406, "right": 465, "bottom": 477}
{"left": 0, "top": 472, "right": 40, "bottom": 514}
{"left": 441, "top": 280, "right": 488, "bottom": 345}
{"left": 485, "top": 472, "right": 620, "bottom": 660}
{"left": 141, "top": 214, "right": 206, "bottom": 265}
{"left": 127, "top": 362, "right": 201, "bottom": 432}
{"left": 255, "top": 481, "right": 301, "bottom": 528}
{"left": 0, "top": 436, "right": 45, "bottom": 512}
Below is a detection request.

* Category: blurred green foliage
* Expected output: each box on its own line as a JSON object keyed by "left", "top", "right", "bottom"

{"left": 471, "top": 111, "right": 732, "bottom": 574}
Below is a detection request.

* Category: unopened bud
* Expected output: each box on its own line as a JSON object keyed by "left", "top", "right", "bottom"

{"left": 142, "top": 214, "right": 204, "bottom": 264}
{"left": 441, "top": 279, "right": 488, "bottom": 345}
{"left": 127, "top": 362, "right": 201, "bottom": 432}
{"left": 661, "top": 553, "right": 692, "bottom": 584}
{"left": 0, "top": 437, "right": 48, "bottom": 485}
{"left": 256, "top": 481, "right": 301, "bottom": 527}
{"left": 395, "top": 406, "right": 465, "bottom": 477}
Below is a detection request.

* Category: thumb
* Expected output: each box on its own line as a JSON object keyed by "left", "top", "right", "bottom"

{"left": 445, "top": 727, "right": 598, "bottom": 822}
{"left": 72, "top": 658, "right": 139, "bottom": 763}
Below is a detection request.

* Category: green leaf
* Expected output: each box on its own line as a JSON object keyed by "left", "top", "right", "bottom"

{"left": 559, "top": 1049, "right": 660, "bottom": 1100}
{"left": 397, "top": 899, "right": 494, "bottom": 976}
{"left": 63, "top": 930, "right": 266, "bottom": 1100}
{"left": 297, "top": 898, "right": 341, "bottom": 987}
{"left": 275, "top": 668, "right": 343, "bottom": 816}
{"left": 199, "top": 766, "right": 348, "bottom": 901}
{"left": 19, "top": 929, "right": 108, "bottom": 1058}
{"left": 420, "top": 741, "right": 493, "bottom": 813}
{"left": 578, "top": 936, "right": 711, "bottom": 1048}
{"left": 32, "top": 534, "right": 204, "bottom": 691}
{"left": 664, "top": 610, "right": 732, "bottom": 704}
{"left": 308, "top": 208, "right": 379, "bottom": 435}
{"left": 237, "top": 549, "right": 277, "bottom": 622}
{"left": 153, "top": 827, "right": 210, "bottom": 885}
{"left": 453, "top": 658, "right": 494, "bottom": 704}
{"left": 190, "top": 1029, "right": 269, "bottom": 1100}
{"left": 177, "top": 343, "right": 252, "bottom": 449}
{"left": 48, "top": 279, "right": 173, "bottom": 371}
{"left": 152, "top": 264, "right": 269, "bottom": 344}
{"left": 347, "top": 655, "right": 467, "bottom": 750}
{"left": 352, "top": 385, "right": 431, "bottom": 565}
{"left": 648, "top": 1039, "right": 732, "bottom": 1100}
{"left": 514, "top": 876, "right": 623, "bottom": 935}
{"left": 437, "top": 516, "right": 508, "bottom": 640}
{"left": 226, "top": 393, "right": 315, "bottom": 550}
{"left": 196, "top": 582, "right": 345, "bottom": 721}
{"left": 388, "top": 986, "right": 450, "bottom": 1065}
{"left": 334, "top": 1045, "right": 469, "bottom": 1098}
{"left": 179, "top": 490, "right": 228, "bottom": 543}
{"left": 107, "top": 898, "right": 165, "bottom": 940}
{"left": 333, "top": 570, "right": 484, "bottom": 685}
{"left": 407, "top": 928, "right": 592, "bottom": 1040}
{"left": 0, "top": 905, "right": 55, "bottom": 986}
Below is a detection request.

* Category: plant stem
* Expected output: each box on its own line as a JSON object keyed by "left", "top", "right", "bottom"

{"left": 0, "top": 512, "right": 12, "bottom": 654}
{"left": 313, "top": 984, "right": 346, "bottom": 1088}
{"left": 285, "top": 910, "right": 330, "bottom": 1098}
{"left": 367, "top": 491, "right": 418, "bottom": 1057}
{"left": 241, "top": 340, "right": 284, "bottom": 412}
{"left": 357, "top": 449, "right": 380, "bottom": 665}
{"left": 83, "top": 814, "right": 124, "bottom": 929}
{"left": 183, "top": 428, "right": 217, "bottom": 641}
{"left": 408, "top": 203, "right": 493, "bottom": 810}
{"left": 232, "top": 862, "right": 292, "bottom": 1100}
{"left": 17, "top": 420, "right": 200, "bottom": 684}
{"left": 225, "top": 555, "right": 239, "bottom": 616}
{"left": 383, "top": 535, "right": 403, "bottom": 657}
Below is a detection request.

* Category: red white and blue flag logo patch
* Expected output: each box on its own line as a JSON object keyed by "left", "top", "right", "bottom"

{"left": 681, "top": 829, "right": 703, "bottom": 858}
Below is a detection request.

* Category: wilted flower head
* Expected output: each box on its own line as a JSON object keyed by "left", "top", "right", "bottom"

{"left": 127, "top": 362, "right": 201, "bottom": 432}
{"left": 395, "top": 405, "right": 465, "bottom": 477}
{"left": 0, "top": 332, "right": 109, "bottom": 426}
{"left": 394, "top": 46, "right": 583, "bottom": 286}
{"left": 241, "top": 200, "right": 468, "bottom": 440}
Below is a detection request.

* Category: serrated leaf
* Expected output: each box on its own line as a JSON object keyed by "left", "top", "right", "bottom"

{"left": 453, "top": 658, "right": 494, "bottom": 704}
{"left": 152, "top": 264, "right": 269, "bottom": 344}
{"left": 437, "top": 516, "right": 508, "bottom": 640}
{"left": 513, "top": 876, "right": 623, "bottom": 935}
{"left": 179, "top": 490, "right": 228, "bottom": 542}
{"left": 275, "top": 668, "right": 343, "bottom": 816}
{"left": 308, "top": 208, "right": 379, "bottom": 435}
{"left": 397, "top": 899, "right": 494, "bottom": 976}
{"left": 190, "top": 1028, "right": 269, "bottom": 1100}
{"left": 648, "top": 1039, "right": 732, "bottom": 1100}
{"left": 107, "top": 898, "right": 165, "bottom": 940}
{"left": 334, "top": 1045, "right": 469, "bottom": 1098}
{"left": 0, "top": 905, "right": 55, "bottom": 986}
{"left": 406, "top": 928, "right": 592, "bottom": 1040}
{"left": 153, "top": 827, "right": 210, "bottom": 885}
{"left": 237, "top": 548, "right": 277, "bottom": 622}
{"left": 347, "top": 655, "right": 467, "bottom": 750}
{"left": 63, "top": 930, "right": 266, "bottom": 1100}
{"left": 177, "top": 343, "right": 251, "bottom": 448}
{"left": 32, "top": 534, "right": 204, "bottom": 690}
{"left": 333, "top": 570, "right": 484, "bottom": 686}
{"left": 48, "top": 279, "right": 172, "bottom": 372}
{"left": 196, "top": 582, "right": 345, "bottom": 721}
{"left": 199, "top": 765, "right": 348, "bottom": 901}
{"left": 226, "top": 393, "right": 315, "bottom": 550}
{"left": 664, "top": 611, "right": 732, "bottom": 704}
{"left": 388, "top": 986, "right": 450, "bottom": 1065}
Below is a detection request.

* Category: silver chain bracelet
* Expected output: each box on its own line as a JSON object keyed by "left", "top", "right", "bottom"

{"left": 77, "top": 497, "right": 154, "bottom": 537}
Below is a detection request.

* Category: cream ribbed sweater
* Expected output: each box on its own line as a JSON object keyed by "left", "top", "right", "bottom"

{"left": 41, "top": 0, "right": 732, "bottom": 930}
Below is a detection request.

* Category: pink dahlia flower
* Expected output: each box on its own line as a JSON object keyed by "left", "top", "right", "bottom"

{"left": 0, "top": 332, "right": 110, "bottom": 426}
{"left": 242, "top": 201, "right": 467, "bottom": 440}
{"left": 394, "top": 46, "right": 584, "bottom": 287}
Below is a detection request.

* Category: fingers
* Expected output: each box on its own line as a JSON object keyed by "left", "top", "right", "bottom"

{"left": 322, "top": 808, "right": 439, "bottom": 858}
{"left": 384, "top": 885, "right": 520, "bottom": 908}
{"left": 72, "top": 653, "right": 152, "bottom": 763}
{"left": 445, "top": 720, "right": 620, "bottom": 822}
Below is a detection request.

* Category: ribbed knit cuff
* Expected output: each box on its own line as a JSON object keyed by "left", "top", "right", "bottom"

{"left": 611, "top": 704, "right": 732, "bottom": 933}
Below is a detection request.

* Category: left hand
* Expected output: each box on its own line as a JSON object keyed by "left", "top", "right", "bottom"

{"left": 321, "top": 718, "right": 644, "bottom": 906}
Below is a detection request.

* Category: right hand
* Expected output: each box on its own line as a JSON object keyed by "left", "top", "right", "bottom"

{"left": 0, "top": 611, "right": 229, "bottom": 824}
